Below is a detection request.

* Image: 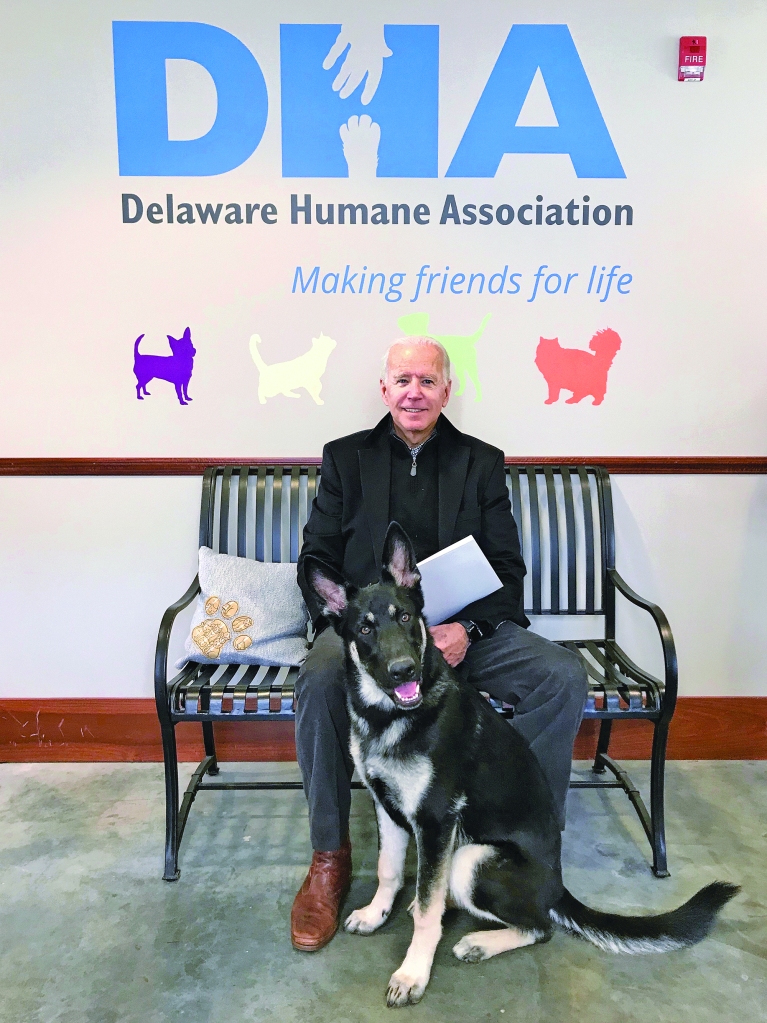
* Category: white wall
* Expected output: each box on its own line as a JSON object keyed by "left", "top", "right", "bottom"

{"left": 1, "top": 473, "right": 765, "bottom": 699}
{"left": 2, "top": 3, "right": 766, "bottom": 700}
{"left": 2, "top": 1, "right": 767, "bottom": 458}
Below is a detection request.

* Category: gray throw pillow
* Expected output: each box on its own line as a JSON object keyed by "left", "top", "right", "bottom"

{"left": 179, "top": 547, "right": 309, "bottom": 667}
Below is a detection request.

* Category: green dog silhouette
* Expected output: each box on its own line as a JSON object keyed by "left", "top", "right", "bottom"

{"left": 396, "top": 312, "right": 490, "bottom": 402}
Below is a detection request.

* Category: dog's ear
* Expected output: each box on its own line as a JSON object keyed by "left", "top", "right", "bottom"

{"left": 304, "top": 556, "right": 349, "bottom": 618}
{"left": 183, "top": 327, "right": 191, "bottom": 341}
{"left": 382, "top": 521, "right": 421, "bottom": 590}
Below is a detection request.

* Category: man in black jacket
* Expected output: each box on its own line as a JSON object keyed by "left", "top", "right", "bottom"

{"left": 290, "top": 337, "right": 588, "bottom": 951}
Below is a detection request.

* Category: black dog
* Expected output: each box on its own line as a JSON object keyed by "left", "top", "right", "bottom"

{"left": 305, "top": 522, "right": 738, "bottom": 1008}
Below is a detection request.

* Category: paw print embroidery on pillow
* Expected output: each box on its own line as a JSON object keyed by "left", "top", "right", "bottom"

{"left": 231, "top": 615, "right": 253, "bottom": 651}
{"left": 193, "top": 597, "right": 254, "bottom": 658}
{"left": 192, "top": 618, "right": 230, "bottom": 659}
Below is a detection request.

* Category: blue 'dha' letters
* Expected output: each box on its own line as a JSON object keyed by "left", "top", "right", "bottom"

{"left": 112, "top": 21, "right": 268, "bottom": 176}
{"left": 280, "top": 24, "right": 438, "bottom": 177}
{"left": 112, "top": 21, "right": 623, "bottom": 179}
{"left": 447, "top": 24, "right": 624, "bottom": 178}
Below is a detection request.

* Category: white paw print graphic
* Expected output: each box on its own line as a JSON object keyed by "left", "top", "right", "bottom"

{"left": 339, "top": 114, "right": 381, "bottom": 179}
{"left": 192, "top": 596, "right": 253, "bottom": 659}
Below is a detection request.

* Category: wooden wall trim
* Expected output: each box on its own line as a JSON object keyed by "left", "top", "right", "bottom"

{"left": 1, "top": 697, "right": 765, "bottom": 763}
{"left": 1, "top": 456, "right": 767, "bottom": 476}
{"left": 0, "top": 458, "right": 319, "bottom": 476}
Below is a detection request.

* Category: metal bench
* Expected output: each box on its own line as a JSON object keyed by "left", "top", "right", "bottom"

{"left": 155, "top": 464, "right": 677, "bottom": 881}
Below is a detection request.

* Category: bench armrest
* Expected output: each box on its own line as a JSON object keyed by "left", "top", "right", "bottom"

{"left": 607, "top": 568, "right": 678, "bottom": 717}
{"left": 154, "top": 576, "right": 201, "bottom": 711}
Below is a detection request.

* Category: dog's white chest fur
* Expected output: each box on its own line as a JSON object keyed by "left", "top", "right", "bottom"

{"left": 350, "top": 733, "right": 433, "bottom": 821}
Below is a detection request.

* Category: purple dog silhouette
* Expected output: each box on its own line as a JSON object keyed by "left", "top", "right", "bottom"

{"left": 134, "top": 327, "right": 196, "bottom": 405}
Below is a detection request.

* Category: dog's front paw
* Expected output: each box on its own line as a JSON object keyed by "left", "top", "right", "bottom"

{"left": 452, "top": 935, "right": 488, "bottom": 963}
{"left": 345, "top": 904, "right": 390, "bottom": 935}
{"left": 386, "top": 970, "right": 427, "bottom": 1008}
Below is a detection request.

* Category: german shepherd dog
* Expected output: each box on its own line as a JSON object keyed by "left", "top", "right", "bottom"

{"left": 305, "top": 523, "right": 738, "bottom": 1008}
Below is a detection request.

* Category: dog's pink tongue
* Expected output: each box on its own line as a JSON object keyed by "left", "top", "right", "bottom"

{"left": 394, "top": 680, "right": 420, "bottom": 701}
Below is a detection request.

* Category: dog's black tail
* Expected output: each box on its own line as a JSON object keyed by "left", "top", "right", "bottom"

{"left": 134, "top": 334, "right": 145, "bottom": 358}
{"left": 550, "top": 881, "right": 738, "bottom": 954}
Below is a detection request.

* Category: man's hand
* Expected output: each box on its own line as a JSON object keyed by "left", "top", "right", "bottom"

{"left": 429, "top": 623, "right": 470, "bottom": 668}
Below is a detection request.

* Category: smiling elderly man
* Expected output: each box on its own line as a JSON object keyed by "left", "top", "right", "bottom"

{"left": 291, "top": 336, "right": 588, "bottom": 951}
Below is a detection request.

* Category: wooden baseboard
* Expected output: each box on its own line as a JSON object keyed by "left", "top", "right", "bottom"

{"left": 1, "top": 456, "right": 767, "bottom": 475}
{"left": 0, "top": 697, "right": 765, "bottom": 763}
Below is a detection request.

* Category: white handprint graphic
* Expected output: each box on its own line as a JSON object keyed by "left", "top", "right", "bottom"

{"left": 323, "top": 22, "right": 392, "bottom": 105}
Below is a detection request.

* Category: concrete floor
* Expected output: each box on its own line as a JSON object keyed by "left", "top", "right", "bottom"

{"left": 0, "top": 760, "right": 764, "bottom": 1023}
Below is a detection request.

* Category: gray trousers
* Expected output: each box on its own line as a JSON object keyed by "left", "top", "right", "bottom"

{"left": 294, "top": 622, "right": 589, "bottom": 851}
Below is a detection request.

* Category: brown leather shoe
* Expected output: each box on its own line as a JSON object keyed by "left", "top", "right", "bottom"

{"left": 291, "top": 837, "right": 352, "bottom": 952}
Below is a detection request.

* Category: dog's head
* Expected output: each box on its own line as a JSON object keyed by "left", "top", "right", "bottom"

{"left": 168, "top": 327, "right": 196, "bottom": 357}
{"left": 305, "top": 522, "right": 432, "bottom": 711}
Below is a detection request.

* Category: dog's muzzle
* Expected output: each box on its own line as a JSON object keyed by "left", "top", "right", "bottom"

{"left": 392, "top": 679, "right": 422, "bottom": 708}
{"left": 387, "top": 659, "right": 422, "bottom": 708}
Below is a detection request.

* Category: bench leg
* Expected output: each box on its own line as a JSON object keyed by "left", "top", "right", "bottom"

{"left": 592, "top": 720, "right": 612, "bottom": 774}
{"left": 202, "top": 721, "right": 220, "bottom": 776}
{"left": 161, "top": 721, "right": 181, "bottom": 881}
{"left": 650, "top": 721, "right": 670, "bottom": 878}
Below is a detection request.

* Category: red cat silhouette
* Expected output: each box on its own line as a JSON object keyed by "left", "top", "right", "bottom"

{"left": 535, "top": 328, "right": 622, "bottom": 405}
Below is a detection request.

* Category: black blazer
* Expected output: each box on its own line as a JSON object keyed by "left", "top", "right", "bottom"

{"left": 297, "top": 413, "right": 529, "bottom": 630}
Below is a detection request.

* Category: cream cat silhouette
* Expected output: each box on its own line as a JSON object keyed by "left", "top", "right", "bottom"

{"left": 249, "top": 333, "right": 337, "bottom": 404}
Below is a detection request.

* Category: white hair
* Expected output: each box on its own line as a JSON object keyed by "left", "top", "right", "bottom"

{"left": 381, "top": 336, "right": 451, "bottom": 383}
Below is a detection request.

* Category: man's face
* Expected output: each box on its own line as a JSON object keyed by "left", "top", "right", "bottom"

{"left": 380, "top": 343, "right": 451, "bottom": 443}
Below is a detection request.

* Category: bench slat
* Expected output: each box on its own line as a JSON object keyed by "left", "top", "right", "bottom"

{"left": 544, "top": 466, "right": 559, "bottom": 613}
{"left": 526, "top": 467, "right": 542, "bottom": 614}
{"left": 236, "top": 467, "right": 249, "bottom": 557}
{"left": 218, "top": 466, "right": 232, "bottom": 555}
{"left": 577, "top": 467, "right": 596, "bottom": 613}
{"left": 561, "top": 467, "right": 577, "bottom": 612}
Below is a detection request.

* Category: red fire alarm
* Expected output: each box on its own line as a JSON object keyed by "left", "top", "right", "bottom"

{"left": 679, "top": 36, "right": 707, "bottom": 81}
